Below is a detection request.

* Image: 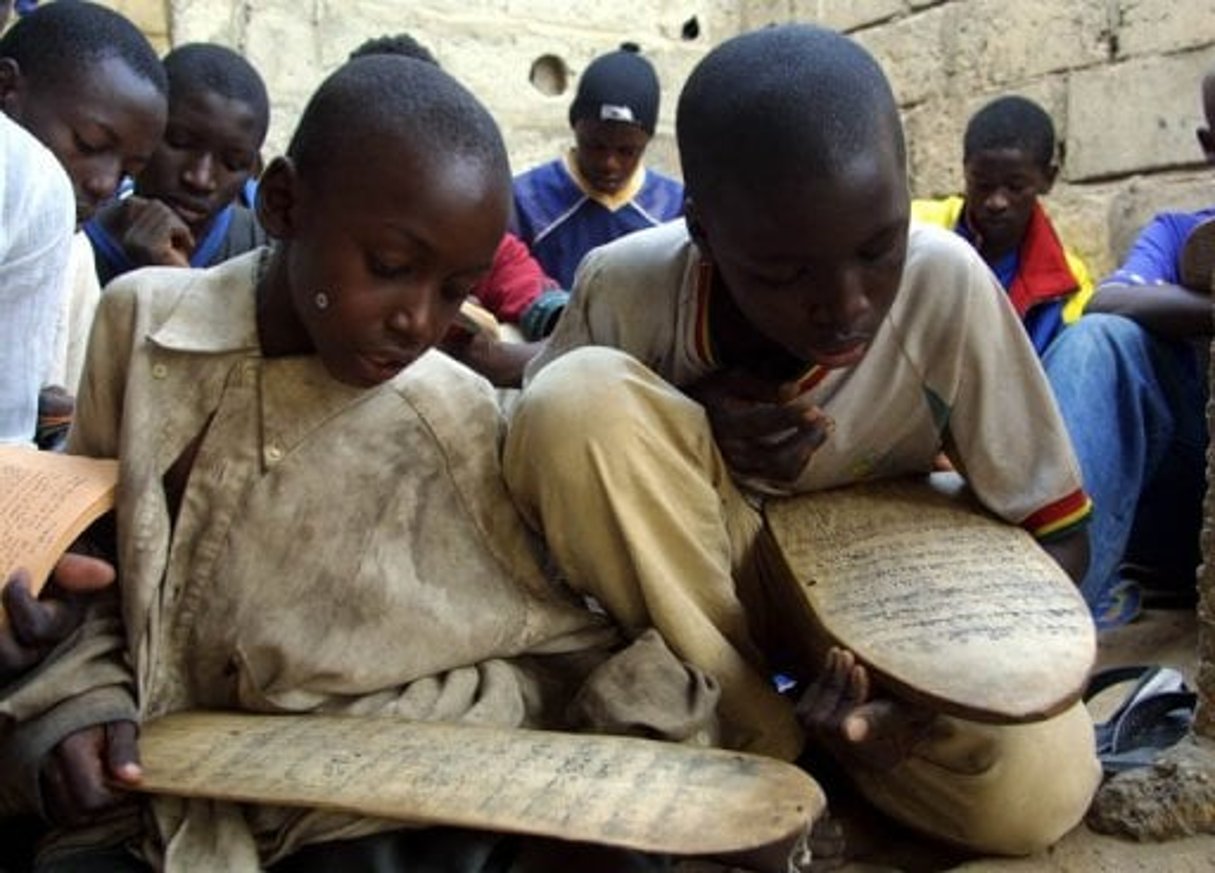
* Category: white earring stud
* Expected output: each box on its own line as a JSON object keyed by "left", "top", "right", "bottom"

{"left": 314, "top": 291, "right": 330, "bottom": 311}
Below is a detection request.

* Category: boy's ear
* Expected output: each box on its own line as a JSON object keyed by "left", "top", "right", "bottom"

{"left": 684, "top": 196, "right": 712, "bottom": 256}
{"left": 256, "top": 156, "right": 299, "bottom": 240}
{"left": 1198, "top": 127, "right": 1215, "bottom": 164}
{"left": 0, "top": 58, "right": 24, "bottom": 113}
{"left": 1041, "top": 161, "right": 1059, "bottom": 195}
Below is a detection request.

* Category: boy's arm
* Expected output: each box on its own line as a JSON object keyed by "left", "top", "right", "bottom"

{"left": 0, "top": 285, "right": 143, "bottom": 819}
{"left": 0, "top": 584, "right": 136, "bottom": 819}
{"left": 1087, "top": 214, "right": 1214, "bottom": 339}
{"left": 1038, "top": 527, "right": 1090, "bottom": 585}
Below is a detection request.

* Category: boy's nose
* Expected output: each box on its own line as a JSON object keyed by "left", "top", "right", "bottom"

{"left": 183, "top": 153, "right": 218, "bottom": 192}
{"left": 388, "top": 292, "right": 442, "bottom": 347}
{"left": 83, "top": 155, "right": 124, "bottom": 202}
{"left": 984, "top": 189, "right": 1010, "bottom": 212}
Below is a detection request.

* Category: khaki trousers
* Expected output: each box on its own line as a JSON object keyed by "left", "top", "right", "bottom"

{"left": 504, "top": 347, "right": 1100, "bottom": 855}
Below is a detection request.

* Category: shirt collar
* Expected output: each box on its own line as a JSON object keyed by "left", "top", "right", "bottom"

{"left": 148, "top": 248, "right": 265, "bottom": 354}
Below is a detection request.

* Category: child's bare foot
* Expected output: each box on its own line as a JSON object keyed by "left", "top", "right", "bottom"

{"left": 795, "top": 648, "right": 936, "bottom": 771}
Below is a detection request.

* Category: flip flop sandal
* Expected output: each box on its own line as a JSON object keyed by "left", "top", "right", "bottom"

{"left": 1179, "top": 216, "right": 1215, "bottom": 293}
{"left": 1084, "top": 665, "right": 1196, "bottom": 774}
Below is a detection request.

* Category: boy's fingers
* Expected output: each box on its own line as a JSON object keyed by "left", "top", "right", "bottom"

{"left": 106, "top": 720, "right": 142, "bottom": 784}
{"left": 3, "top": 572, "right": 83, "bottom": 649}
{"left": 54, "top": 727, "right": 119, "bottom": 822}
{"left": 52, "top": 553, "right": 116, "bottom": 593}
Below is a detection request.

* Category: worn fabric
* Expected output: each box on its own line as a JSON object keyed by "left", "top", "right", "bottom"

{"left": 511, "top": 152, "right": 684, "bottom": 288}
{"left": 910, "top": 195, "right": 1093, "bottom": 356}
{"left": 44, "top": 231, "right": 103, "bottom": 396}
{"left": 505, "top": 347, "right": 1100, "bottom": 853}
{"left": 5, "top": 250, "right": 719, "bottom": 870}
{"left": 84, "top": 200, "right": 267, "bottom": 288}
{"left": 528, "top": 220, "right": 1090, "bottom": 536}
{"left": 0, "top": 113, "right": 75, "bottom": 443}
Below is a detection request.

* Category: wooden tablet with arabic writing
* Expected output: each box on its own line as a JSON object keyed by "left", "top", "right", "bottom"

{"left": 135, "top": 712, "right": 824, "bottom": 868}
{"left": 764, "top": 473, "right": 1095, "bottom": 723}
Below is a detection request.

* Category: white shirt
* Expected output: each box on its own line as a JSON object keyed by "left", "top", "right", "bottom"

{"left": 0, "top": 114, "right": 75, "bottom": 443}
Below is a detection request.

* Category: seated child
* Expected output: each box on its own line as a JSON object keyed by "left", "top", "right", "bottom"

{"left": 1, "top": 56, "right": 716, "bottom": 870}
{"left": 912, "top": 95, "right": 1093, "bottom": 355}
{"left": 506, "top": 24, "right": 1100, "bottom": 856}
{"left": 347, "top": 32, "right": 568, "bottom": 388}
{"left": 512, "top": 44, "right": 684, "bottom": 289}
{"left": 0, "top": 0, "right": 168, "bottom": 440}
{"left": 84, "top": 42, "right": 269, "bottom": 286}
{"left": 1040, "top": 70, "right": 1215, "bottom": 629}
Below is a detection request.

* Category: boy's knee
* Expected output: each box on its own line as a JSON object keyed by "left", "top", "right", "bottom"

{"left": 858, "top": 702, "right": 1100, "bottom": 856}
{"left": 512, "top": 348, "right": 698, "bottom": 454}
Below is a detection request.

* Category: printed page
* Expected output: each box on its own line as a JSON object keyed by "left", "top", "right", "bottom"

{"left": 0, "top": 446, "right": 117, "bottom": 607}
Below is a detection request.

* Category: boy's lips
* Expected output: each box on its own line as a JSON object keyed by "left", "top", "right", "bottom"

{"left": 167, "top": 197, "right": 211, "bottom": 224}
{"left": 358, "top": 351, "right": 418, "bottom": 383}
{"left": 809, "top": 338, "right": 870, "bottom": 369}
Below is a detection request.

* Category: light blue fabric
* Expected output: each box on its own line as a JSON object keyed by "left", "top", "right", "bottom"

{"left": 1043, "top": 314, "right": 1207, "bottom": 611}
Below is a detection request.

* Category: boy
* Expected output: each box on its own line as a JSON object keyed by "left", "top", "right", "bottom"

{"left": 348, "top": 32, "right": 566, "bottom": 388}
{"left": 0, "top": 0, "right": 167, "bottom": 428}
{"left": 1, "top": 56, "right": 715, "bottom": 871}
{"left": 912, "top": 95, "right": 1093, "bottom": 355}
{"left": 84, "top": 43, "right": 269, "bottom": 286}
{"left": 512, "top": 44, "right": 683, "bottom": 289}
{"left": 506, "top": 24, "right": 1099, "bottom": 855}
{"left": 1041, "top": 70, "right": 1215, "bottom": 629}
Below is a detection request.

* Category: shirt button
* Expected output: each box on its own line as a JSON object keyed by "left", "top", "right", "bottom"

{"left": 266, "top": 444, "right": 284, "bottom": 463}
{"left": 151, "top": 363, "right": 168, "bottom": 379}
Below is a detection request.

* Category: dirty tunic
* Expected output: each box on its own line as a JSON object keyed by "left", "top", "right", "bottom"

{"left": 1, "top": 250, "right": 717, "bottom": 870}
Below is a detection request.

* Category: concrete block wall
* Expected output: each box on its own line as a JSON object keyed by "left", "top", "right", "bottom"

{"left": 103, "top": 0, "right": 1215, "bottom": 277}
{"left": 163, "top": 0, "right": 741, "bottom": 183}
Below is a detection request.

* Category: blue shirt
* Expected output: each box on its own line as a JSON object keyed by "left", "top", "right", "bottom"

{"left": 1106, "top": 206, "right": 1215, "bottom": 287}
{"left": 512, "top": 156, "right": 684, "bottom": 288}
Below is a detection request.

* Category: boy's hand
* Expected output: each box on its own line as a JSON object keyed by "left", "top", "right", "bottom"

{"left": 795, "top": 647, "right": 935, "bottom": 772}
{"left": 1, "top": 554, "right": 116, "bottom": 684}
{"left": 120, "top": 196, "right": 195, "bottom": 268}
{"left": 41, "top": 721, "right": 141, "bottom": 825}
{"left": 690, "top": 370, "right": 834, "bottom": 483}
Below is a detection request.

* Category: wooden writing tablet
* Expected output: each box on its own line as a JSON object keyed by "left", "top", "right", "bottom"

{"left": 764, "top": 474, "right": 1095, "bottom": 723}
{"left": 136, "top": 711, "right": 825, "bottom": 866}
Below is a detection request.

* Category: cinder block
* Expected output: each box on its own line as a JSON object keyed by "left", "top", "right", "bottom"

{"left": 804, "top": 0, "right": 904, "bottom": 32}
{"left": 952, "top": 0, "right": 1109, "bottom": 89}
{"left": 855, "top": 4, "right": 956, "bottom": 105}
{"left": 1043, "top": 182, "right": 1125, "bottom": 279}
{"left": 904, "top": 98, "right": 966, "bottom": 198}
{"left": 1117, "top": 0, "right": 1215, "bottom": 59}
{"left": 1067, "top": 49, "right": 1215, "bottom": 181}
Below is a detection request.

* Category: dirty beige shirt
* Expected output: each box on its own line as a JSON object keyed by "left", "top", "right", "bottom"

{"left": 5, "top": 250, "right": 717, "bottom": 869}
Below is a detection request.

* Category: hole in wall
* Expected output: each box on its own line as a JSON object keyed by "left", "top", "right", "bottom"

{"left": 529, "top": 54, "right": 569, "bottom": 97}
{"left": 681, "top": 16, "right": 700, "bottom": 40}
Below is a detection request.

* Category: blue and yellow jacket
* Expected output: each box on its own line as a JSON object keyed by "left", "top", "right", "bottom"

{"left": 912, "top": 195, "right": 1093, "bottom": 356}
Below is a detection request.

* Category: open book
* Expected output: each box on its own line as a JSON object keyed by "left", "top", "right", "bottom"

{"left": 765, "top": 473, "right": 1095, "bottom": 723}
{"left": 0, "top": 445, "right": 118, "bottom": 622}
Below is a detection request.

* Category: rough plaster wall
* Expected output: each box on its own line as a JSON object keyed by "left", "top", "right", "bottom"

{"left": 166, "top": 0, "right": 739, "bottom": 182}
{"left": 116, "top": 0, "right": 1215, "bottom": 277}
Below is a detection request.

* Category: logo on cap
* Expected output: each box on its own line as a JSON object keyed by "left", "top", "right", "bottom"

{"left": 599, "top": 104, "right": 637, "bottom": 124}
